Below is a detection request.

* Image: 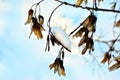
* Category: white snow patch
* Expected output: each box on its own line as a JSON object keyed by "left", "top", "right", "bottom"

{"left": 51, "top": 26, "right": 71, "bottom": 51}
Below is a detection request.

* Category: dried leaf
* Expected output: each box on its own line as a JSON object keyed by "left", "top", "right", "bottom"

{"left": 37, "top": 30, "right": 43, "bottom": 39}
{"left": 78, "top": 36, "right": 86, "bottom": 46}
{"left": 88, "top": 38, "right": 94, "bottom": 50}
{"left": 101, "top": 52, "right": 111, "bottom": 64}
{"left": 109, "top": 62, "right": 120, "bottom": 71}
{"left": 29, "top": 17, "right": 37, "bottom": 39}
{"left": 34, "top": 24, "right": 42, "bottom": 39}
{"left": 76, "top": 0, "right": 83, "bottom": 6}
{"left": 49, "top": 58, "right": 66, "bottom": 76}
{"left": 73, "top": 27, "right": 88, "bottom": 38}
{"left": 30, "top": 17, "right": 44, "bottom": 39}
{"left": 89, "top": 14, "right": 97, "bottom": 25}
{"left": 83, "top": 16, "right": 90, "bottom": 27}
{"left": 82, "top": 45, "right": 88, "bottom": 55}
{"left": 83, "top": 14, "right": 97, "bottom": 27}
{"left": 87, "top": 24, "right": 96, "bottom": 32}
{"left": 38, "top": 15, "right": 45, "bottom": 31}
{"left": 38, "top": 14, "right": 44, "bottom": 25}
{"left": 61, "top": 68, "right": 66, "bottom": 76}
{"left": 58, "top": 66, "right": 61, "bottom": 76}
{"left": 114, "top": 56, "right": 120, "bottom": 62}
{"left": 115, "top": 20, "right": 120, "bottom": 27}
{"left": 107, "top": 54, "right": 111, "bottom": 65}
{"left": 25, "top": 9, "right": 34, "bottom": 25}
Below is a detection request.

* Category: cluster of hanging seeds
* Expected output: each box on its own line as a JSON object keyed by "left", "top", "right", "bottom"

{"left": 49, "top": 48, "right": 66, "bottom": 76}
{"left": 101, "top": 34, "right": 120, "bottom": 71}
{"left": 24, "top": 0, "right": 120, "bottom": 77}
{"left": 25, "top": 1, "right": 45, "bottom": 40}
{"left": 73, "top": 13, "right": 97, "bottom": 55}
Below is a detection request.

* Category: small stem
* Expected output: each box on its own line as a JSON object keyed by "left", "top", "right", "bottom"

{"left": 38, "top": 5, "right": 41, "bottom": 14}
{"left": 31, "top": 0, "right": 44, "bottom": 9}
{"left": 37, "top": 0, "right": 44, "bottom": 5}
{"left": 47, "top": 3, "right": 64, "bottom": 28}
{"left": 57, "top": 47, "right": 64, "bottom": 58}
{"left": 34, "top": 5, "right": 37, "bottom": 17}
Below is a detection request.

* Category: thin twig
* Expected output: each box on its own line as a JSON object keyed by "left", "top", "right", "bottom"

{"left": 69, "top": 13, "right": 91, "bottom": 36}
{"left": 55, "top": 0, "right": 120, "bottom": 13}
{"left": 31, "top": 0, "right": 44, "bottom": 8}
{"left": 47, "top": 3, "right": 64, "bottom": 32}
{"left": 95, "top": 34, "right": 120, "bottom": 53}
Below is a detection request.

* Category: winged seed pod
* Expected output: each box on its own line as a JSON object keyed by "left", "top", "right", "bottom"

{"left": 114, "top": 56, "right": 120, "bottom": 62}
{"left": 25, "top": 9, "right": 34, "bottom": 25}
{"left": 38, "top": 14, "right": 44, "bottom": 25}
{"left": 38, "top": 15, "right": 45, "bottom": 32}
{"left": 109, "top": 55, "right": 120, "bottom": 71}
{"left": 49, "top": 58, "right": 66, "bottom": 76}
{"left": 82, "top": 45, "right": 88, "bottom": 55}
{"left": 115, "top": 20, "right": 120, "bottom": 27}
{"left": 87, "top": 24, "right": 96, "bottom": 32}
{"left": 73, "top": 27, "right": 89, "bottom": 38}
{"left": 78, "top": 36, "right": 87, "bottom": 46}
{"left": 101, "top": 52, "right": 111, "bottom": 64}
{"left": 89, "top": 14, "right": 97, "bottom": 25}
{"left": 87, "top": 38, "right": 94, "bottom": 51}
{"left": 76, "top": 0, "right": 83, "bottom": 6}
{"left": 29, "top": 17, "right": 44, "bottom": 40}
{"left": 81, "top": 38, "right": 94, "bottom": 55}
{"left": 83, "top": 14, "right": 97, "bottom": 28}
{"left": 109, "top": 62, "right": 120, "bottom": 71}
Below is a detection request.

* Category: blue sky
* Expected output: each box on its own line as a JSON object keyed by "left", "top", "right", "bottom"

{"left": 0, "top": 0, "right": 120, "bottom": 80}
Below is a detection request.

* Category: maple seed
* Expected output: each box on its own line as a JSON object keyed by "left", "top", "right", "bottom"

{"left": 25, "top": 9, "right": 34, "bottom": 25}
{"left": 49, "top": 58, "right": 66, "bottom": 76}
{"left": 38, "top": 14, "right": 44, "bottom": 25}
{"left": 89, "top": 14, "right": 97, "bottom": 25}
{"left": 115, "top": 20, "right": 120, "bottom": 27}
{"left": 101, "top": 52, "right": 111, "bottom": 64}
{"left": 29, "top": 17, "right": 44, "bottom": 40}
{"left": 109, "top": 62, "right": 120, "bottom": 71}
{"left": 76, "top": 0, "right": 83, "bottom": 6}
{"left": 73, "top": 27, "right": 89, "bottom": 38}
{"left": 83, "top": 14, "right": 97, "bottom": 28}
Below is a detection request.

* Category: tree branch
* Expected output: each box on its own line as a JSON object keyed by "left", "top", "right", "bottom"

{"left": 95, "top": 34, "right": 120, "bottom": 53}
{"left": 55, "top": 0, "right": 120, "bottom": 13}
